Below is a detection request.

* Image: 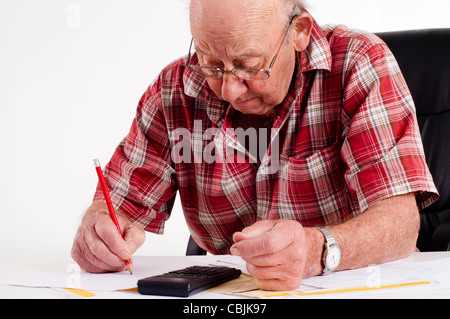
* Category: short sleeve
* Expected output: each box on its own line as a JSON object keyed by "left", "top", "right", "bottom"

{"left": 340, "top": 43, "right": 439, "bottom": 212}
{"left": 93, "top": 77, "right": 178, "bottom": 234}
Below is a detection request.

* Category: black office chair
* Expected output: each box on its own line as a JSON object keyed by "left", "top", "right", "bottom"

{"left": 186, "top": 236, "right": 207, "bottom": 256}
{"left": 186, "top": 29, "right": 450, "bottom": 255}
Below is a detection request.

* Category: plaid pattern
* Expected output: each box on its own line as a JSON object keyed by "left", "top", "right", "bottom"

{"left": 94, "top": 20, "right": 439, "bottom": 255}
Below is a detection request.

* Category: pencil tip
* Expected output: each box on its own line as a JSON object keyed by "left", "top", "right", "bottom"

{"left": 127, "top": 263, "right": 133, "bottom": 275}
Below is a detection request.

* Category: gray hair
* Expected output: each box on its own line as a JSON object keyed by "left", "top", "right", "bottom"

{"left": 280, "top": 0, "right": 307, "bottom": 21}
{"left": 273, "top": 0, "right": 307, "bottom": 34}
{"left": 287, "top": 0, "right": 308, "bottom": 11}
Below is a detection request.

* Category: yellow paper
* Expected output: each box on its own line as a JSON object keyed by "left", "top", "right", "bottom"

{"left": 207, "top": 274, "right": 436, "bottom": 299}
{"left": 207, "top": 274, "right": 300, "bottom": 298}
{"left": 63, "top": 288, "right": 97, "bottom": 298}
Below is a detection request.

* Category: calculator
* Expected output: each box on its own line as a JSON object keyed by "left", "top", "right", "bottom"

{"left": 137, "top": 265, "right": 242, "bottom": 297}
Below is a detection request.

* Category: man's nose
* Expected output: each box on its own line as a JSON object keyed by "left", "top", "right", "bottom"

{"left": 221, "top": 73, "right": 247, "bottom": 102}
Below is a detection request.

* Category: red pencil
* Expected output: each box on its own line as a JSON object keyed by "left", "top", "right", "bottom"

{"left": 93, "top": 159, "right": 133, "bottom": 274}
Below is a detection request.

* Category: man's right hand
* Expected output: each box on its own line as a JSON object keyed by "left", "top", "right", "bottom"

{"left": 71, "top": 201, "right": 145, "bottom": 273}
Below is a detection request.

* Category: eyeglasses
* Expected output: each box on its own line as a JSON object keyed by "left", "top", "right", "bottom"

{"left": 186, "top": 12, "right": 299, "bottom": 81}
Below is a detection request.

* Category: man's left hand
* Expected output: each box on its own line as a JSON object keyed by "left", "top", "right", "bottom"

{"left": 230, "top": 219, "right": 315, "bottom": 291}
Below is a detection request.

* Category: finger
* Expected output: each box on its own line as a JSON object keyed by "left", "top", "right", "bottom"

{"left": 230, "top": 220, "right": 278, "bottom": 256}
{"left": 246, "top": 263, "right": 302, "bottom": 291}
{"left": 123, "top": 223, "right": 145, "bottom": 254}
{"left": 72, "top": 243, "right": 124, "bottom": 273}
{"left": 239, "top": 248, "right": 284, "bottom": 267}
{"left": 233, "top": 220, "right": 277, "bottom": 243}
{"left": 246, "top": 263, "right": 277, "bottom": 280}
{"left": 95, "top": 214, "right": 132, "bottom": 261}
{"left": 84, "top": 222, "right": 128, "bottom": 270}
{"left": 254, "top": 278, "right": 281, "bottom": 291}
{"left": 72, "top": 231, "right": 125, "bottom": 273}
{"left": 254, "top": 277, "right": 301, "bottom": 291}
{"left": 234, "top": 220, "right": 305, "bottom": 259}
{"left": 232, "top": 224, "right": 290, "bottom": 258}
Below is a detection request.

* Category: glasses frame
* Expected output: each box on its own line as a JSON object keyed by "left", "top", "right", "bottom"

{"left": 186, "top": 12, "right": 299, "bottom": 81}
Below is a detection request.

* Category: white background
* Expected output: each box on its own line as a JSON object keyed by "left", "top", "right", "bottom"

{"left": 1, "top": 0, "right": 449, "bottom": 260}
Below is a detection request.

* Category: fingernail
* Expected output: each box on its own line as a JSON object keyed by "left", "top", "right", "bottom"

{"left": 127, "top": 241, "right": 137, "bottom": 254}
{"left": 230, "top": 246, "right": 240, "bottom": 256}
{"left": 120, "top": 250, "right": 131, "bottom": 260}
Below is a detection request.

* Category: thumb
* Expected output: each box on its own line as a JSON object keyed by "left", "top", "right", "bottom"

{"left": 233, "top": 220, "right": 277, "bottom": 243}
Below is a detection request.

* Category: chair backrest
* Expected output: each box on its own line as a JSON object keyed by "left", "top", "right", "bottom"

{"left": 186, "top": 235, "right": 207, "bottom": 256}
{"left": 377, "top": 29, "right": 450, "bottom": 251}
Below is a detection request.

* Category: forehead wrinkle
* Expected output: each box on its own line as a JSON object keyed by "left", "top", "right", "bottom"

{"left": 190, "top": 0, "right": 284, "bottom": 42}
{"left": 190, "top": 0, "right": 288, "bottom": 65}
{"left": 195, "top": 36, "right": 266, "bottom": 62}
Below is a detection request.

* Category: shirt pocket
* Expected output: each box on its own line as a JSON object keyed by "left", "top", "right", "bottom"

{"left": 278, "top": 143, "right": 349, "bottom": 226}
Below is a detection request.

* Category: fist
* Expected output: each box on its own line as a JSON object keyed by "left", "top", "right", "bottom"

{"left": 71, "top": 202, "right": 145, "bottom": 273}
{"left": 230, "top": 220, "right": 310, "bottom": 291}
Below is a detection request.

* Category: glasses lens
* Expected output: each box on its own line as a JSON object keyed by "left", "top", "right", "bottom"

{"left": 234, "top": 69, "right": 270, "bottom": 80}
{"left": 188, "top": 66, "right": 222, "bottom": 78}
{"left": 188, "top": 65, "right": 270, "bottom": 80}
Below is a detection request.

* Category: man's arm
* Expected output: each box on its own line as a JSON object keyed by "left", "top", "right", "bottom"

{"left": 231, "top": 192, "right": 420, "bottom": 291}
{"left": 71, "top": 201, "right": 146, "bottom": 273}
{"left": 328, "top": 192, "right": 419, "bottom": 272}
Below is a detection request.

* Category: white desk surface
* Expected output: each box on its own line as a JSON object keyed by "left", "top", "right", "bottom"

{"left": 1, "top": 252, "right": 450, "bottom": 299}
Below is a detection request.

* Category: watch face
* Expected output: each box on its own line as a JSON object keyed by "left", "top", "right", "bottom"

{"left": 326, "top": 245, "right": 341, "bottom": 271}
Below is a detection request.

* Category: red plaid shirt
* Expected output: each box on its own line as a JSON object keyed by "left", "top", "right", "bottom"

{"left": 94, "top": 20, "right": 439, "bottom": 254}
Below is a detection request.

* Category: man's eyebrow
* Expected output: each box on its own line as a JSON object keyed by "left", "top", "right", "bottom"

{"left": 194, "top": 47, "right": 209, "bottom": 56}
{"left": 237, "top": 52, "right": 262, "bottom": 59}
{"left": 194, "top": 46, "right": 263, "bottom": 60}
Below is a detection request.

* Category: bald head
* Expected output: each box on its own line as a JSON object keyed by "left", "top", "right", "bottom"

{"left": 190, "top": 0, "right": 291, "bottom": 42}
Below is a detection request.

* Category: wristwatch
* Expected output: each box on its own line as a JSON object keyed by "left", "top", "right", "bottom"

{"left": 316, "top": 227, "right": 341, "bottom": 275}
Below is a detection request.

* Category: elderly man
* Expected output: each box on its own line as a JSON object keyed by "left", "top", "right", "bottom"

{"left": 71, "top": 0, "right": 439, "bottom": 291}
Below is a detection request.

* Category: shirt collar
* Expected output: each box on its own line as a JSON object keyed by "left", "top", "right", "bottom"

{"left": 183, "top": 59, "right": 229, "bottom": 126}
{"left": 299, "top": 18, "right": 332, "bottom": 73}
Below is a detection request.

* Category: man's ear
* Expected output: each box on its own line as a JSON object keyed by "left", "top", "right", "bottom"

{"left": 290, "top": 12, "right": 314, "bottom": 52}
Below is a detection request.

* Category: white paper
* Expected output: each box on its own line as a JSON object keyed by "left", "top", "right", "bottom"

{"left": 213, "top": 254, "right": 450, "bottom": 298}
{"left": 8, "top": 254, "right": 450, "bottom": 298}
{"left": 8, "top": 256, "right": 214, "bottom": 291}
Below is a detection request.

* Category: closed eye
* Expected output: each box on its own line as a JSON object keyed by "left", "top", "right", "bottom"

{"left": 198, "top": 53, "right": 265, "bottom": 70}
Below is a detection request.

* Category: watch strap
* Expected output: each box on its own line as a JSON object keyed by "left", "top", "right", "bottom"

{"left": 316, "top": 226, "right": 339, "bottom": 275}
{"left": 316, "top": 226, "right": 337, "bottom": 246}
